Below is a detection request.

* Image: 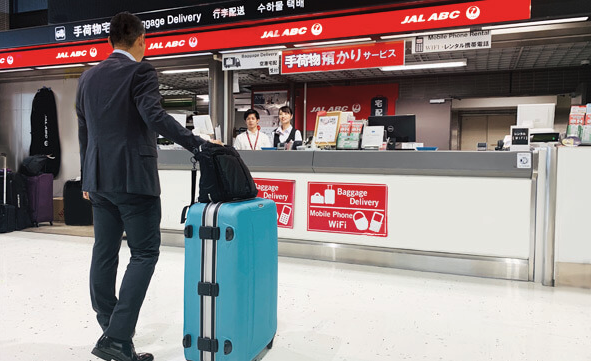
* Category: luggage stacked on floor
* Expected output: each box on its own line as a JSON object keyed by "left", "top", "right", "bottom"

{"left": 63, "top": 180, "right": 92, "bottom": 225}
{"left": 27, "top": 173, "right": 53, "bottom": 227}
{"left": 0, "top": 170, "right": 32, "bottom": 230}
{"left": 1, "top": 153, "right": 16, "bottom": 233}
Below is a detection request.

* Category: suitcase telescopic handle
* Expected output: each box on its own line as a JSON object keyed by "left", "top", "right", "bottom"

{"left": 1, "top": 152, "right": 7, "bottom": 205}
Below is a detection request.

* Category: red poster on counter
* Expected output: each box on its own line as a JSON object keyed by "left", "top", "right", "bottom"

{"left": 308, "top": 182, "right": 388, "bottom": 237}
{"left": 254, "top": 178, "right": 296, "bottom": 229}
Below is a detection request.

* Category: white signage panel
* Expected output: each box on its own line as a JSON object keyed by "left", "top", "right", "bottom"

{"left": 412, "top": 30, "right": 491, "bottom": 53}
{"left": 222, "top": 50, "right": 281, "bottom": 74}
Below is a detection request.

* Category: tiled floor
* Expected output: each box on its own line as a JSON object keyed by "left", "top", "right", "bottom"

{"left": 1, "top": 232, "right": 590, "bottom": 361}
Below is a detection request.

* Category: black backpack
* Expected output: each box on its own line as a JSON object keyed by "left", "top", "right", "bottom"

{"left": 196, "top": 143, "right": 258, "bottom": 203}
{"left": 180, "top": 143, "right": 258, "bottom": 224}
{"left": 20, "top": 154, "right": 50, "bottom": 176}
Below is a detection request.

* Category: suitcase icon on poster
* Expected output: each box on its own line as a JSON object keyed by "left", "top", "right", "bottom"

{"left": 324, "top": 185, "right": 335, "bottom": 205}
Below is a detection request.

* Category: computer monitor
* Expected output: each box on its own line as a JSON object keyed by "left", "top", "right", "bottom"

{"left": 516, "top": 104, "right": 555, "bottom": 132}
{"left": 367, "top": 115, "right": 417, "bottom": 144}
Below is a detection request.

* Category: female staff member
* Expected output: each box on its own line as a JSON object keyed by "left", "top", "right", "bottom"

{"left": 234, "top": 109, "right": 272, "bottom": 150}
{"left": 273, "top": 106, "right": 302, "bottom": 149}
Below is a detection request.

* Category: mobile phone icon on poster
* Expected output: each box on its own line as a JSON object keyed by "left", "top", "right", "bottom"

{"left": 279, "top": 205, "right": 292, "bottom": 225}
{"left": 369, "top": 212, "right": 384, "bottom": 232}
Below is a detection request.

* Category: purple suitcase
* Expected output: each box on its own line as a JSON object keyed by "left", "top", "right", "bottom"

{"left": 27, "top": 173, "right": 53, "bottom": 226}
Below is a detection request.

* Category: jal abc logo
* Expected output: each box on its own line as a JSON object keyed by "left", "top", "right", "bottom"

{"left": 90, "top": 48, "right": 98, "bottom": 57}
{"left": 7, "top": 56, "right": 13, "bottom": 65}
{"left": 466, "top": 6, "right": 481, "bottom": 20}
{"left": 311, "top": 23, "right": 323, "bottom": 36}
{"left": 189, "top": 37, "right": 198, "bottom": 48}
{"left": 352, "top": 104, "right": 361, "bottom": 113}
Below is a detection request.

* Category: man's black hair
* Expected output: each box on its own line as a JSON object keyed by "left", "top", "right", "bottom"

{"left": 244, "top": 109, "right": 260, "bottom": 120}
{"left": 109, "top": 12, "right": 145, "bottom": 48}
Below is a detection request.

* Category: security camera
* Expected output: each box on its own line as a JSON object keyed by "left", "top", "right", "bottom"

{"left": 259, "top": 73, "right": 267, "bottom": 79}
{"left": 581, "top": 60, "right": 590, "bottom": 66}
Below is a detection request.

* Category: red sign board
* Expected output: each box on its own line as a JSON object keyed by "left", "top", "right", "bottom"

{"left": 254, "top": 178, "right": 296, "bottom": 229}
{"left": 305, "top": 83, "right": 399, "bottom": 130}
{"left": 0, "top": 42, "right": 112, "bottom": 69}
{"left": 308, "top": 182, "right": 388, "bottom": 237}
{"left": 0, "top": 0, "right": 530, "bottom": 70}
{"left": 281, "top": 41, "right": 404, "bottom": 74}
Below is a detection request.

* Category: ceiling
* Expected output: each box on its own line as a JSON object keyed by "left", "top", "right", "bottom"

{"left": 155, "top": 20, "right": 591, "bottom": 97}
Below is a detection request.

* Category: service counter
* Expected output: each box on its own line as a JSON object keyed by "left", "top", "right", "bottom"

{"left": 159, "top": 149, "right": 545, "bottom": 282}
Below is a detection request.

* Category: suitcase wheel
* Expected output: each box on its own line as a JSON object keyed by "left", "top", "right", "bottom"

{"left": 266, "top": 337, "right": 274, "bottom": 350}
{"left": 34, "top": 222, "right": 39, "bottom": 227}
{"left": 50, "top": 221, "right": 53, "bottom": 226}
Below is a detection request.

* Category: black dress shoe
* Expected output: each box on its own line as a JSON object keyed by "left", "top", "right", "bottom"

{"left": 91, "top": 335, "right": 154, "bottom": 361}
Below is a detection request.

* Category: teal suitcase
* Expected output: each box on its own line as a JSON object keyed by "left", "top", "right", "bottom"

{"left": 183, "top": 198, "right": 278, "bottom": 361}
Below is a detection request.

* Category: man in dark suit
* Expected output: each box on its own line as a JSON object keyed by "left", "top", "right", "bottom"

{"left": 76, "top": 12, "right": 218, "bottom": 361}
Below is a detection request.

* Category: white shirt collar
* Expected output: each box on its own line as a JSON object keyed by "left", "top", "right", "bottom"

{"left": 278, "top": 125, "right": 293, "bottom": 135}
{"left": 113, "top": 49, "right": 137, "bottom": 62}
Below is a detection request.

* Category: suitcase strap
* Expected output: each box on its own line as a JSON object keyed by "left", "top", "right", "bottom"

{"left": 180, "top": 157, "right": 198, "bottom": 224}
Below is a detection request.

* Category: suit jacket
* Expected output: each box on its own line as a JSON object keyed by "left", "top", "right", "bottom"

{"left": 76, "top": 53, "right": 204, "bottom": 196}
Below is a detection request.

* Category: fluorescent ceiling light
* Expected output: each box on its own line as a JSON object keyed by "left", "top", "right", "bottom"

{"left": 219, "top": 46, "right": 286, "bottom": 54}
{"left": 197, "top": 95, "right": 209, "bottom": 102}
{"left": 294, "top": 37, "right": 373, "bottom": 48}
{"left": 87, "top": 62, "right": 100, "bottom": 66}
{"left": 380, "top": 59, "right": 467, "bottom": 71}
{"left": 162, "top": 68, "right": 208, "bottom": 74}
{"left": 35, "top": 63, "right": 85, "bottom": 70}
{"left": 0, "top": 67, "right": 34, "bottom": 73}
{"left": 482, "top": 17, "right": 588, "bottom": 30}
{"left": 381, "top": 28, "right": 471, "bottom": 40}
{"left": 145, "top": 52, "right": 212, "bottom": 60}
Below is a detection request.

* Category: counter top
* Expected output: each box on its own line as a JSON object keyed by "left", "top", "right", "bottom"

{"left": 158, "top": 149, "right": 533, "bottom": 178}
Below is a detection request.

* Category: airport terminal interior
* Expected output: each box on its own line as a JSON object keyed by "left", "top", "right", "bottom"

{"left": 1, "top": 230, "right": 590, "bottom": 361}
{"left": 2, "top": 1, "right": 591, "bottom": 361}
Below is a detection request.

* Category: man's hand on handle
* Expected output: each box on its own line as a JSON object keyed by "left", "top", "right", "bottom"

{"left": 83, "top": 191, "right": 90, "bottom": 200}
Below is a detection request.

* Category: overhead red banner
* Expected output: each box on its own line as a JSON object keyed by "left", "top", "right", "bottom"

{"left": 0, "top": 0, "right": 531, "bottom": 70}
{"left": 308, "top": 182, "right": 388, "bottom": 237}
{"left": 281, "top": 41, "right": 404, "bottom": 74}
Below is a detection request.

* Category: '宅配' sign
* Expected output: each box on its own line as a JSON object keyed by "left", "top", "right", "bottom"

{"left": 308, "top": 182, "right": 388, "bottom": 237}
{"left": 254, "top": 178, "right": 296, "bottom": 229}
{"left": 281, "top": 41, "right": 404, "bottom": 74}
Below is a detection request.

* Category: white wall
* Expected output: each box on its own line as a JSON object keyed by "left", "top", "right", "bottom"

{"left": 555, "top": 147, "right": 591, "bottom": 264}
{"left": 0, "top": 78, "right": 81, "bottom": 197}
{"left": 396, "top": 99, "right": 451, "bottom": 150}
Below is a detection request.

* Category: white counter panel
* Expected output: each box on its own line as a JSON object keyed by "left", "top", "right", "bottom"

{"left": 160, "top": 170, "right": 192, "bottom": 231}
{"left": 254, "top": 171, "right": 532, "bottom": 259}
{"left": 555, "top": 147, "right": 591, "bottom": 264}
{"left": 160, "top": 169, "right": 532, "bottom": 259}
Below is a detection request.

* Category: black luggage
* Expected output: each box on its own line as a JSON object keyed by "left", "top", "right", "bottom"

{"left": 1, "top": 153, "right": 16, "bottom": 233}
{"left": 195, "top": 143, "right": 258, "bottom": 203}
{"left": 63, "top": 180, "right": 93, "bottom": 225}
{"left": 0, "top": 170, "right": 32, "bottom": 230}
{"left": 30, "top": 87, "right": 61, "bottom": 177}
